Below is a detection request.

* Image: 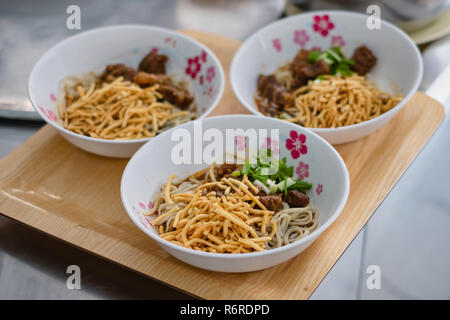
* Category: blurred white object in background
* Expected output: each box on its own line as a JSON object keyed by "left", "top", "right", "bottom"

{"left": 421, "top": 34, "right": 450, "bottom": 90}
{"left": 175, "top": 0, "right": 286, "bottom": 39}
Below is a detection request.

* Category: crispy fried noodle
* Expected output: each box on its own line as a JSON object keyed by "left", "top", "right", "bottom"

{"left": 146, "top": 165, "right": 318, "bottom": 254}
{"left": 280, "top": 74, "right": 403, "bottom": 128}
{"left": 256, "top": 46, "right": 403, "bottom": 128}
{"left": 59, "top": 76, "right": 195, "bottom": 140}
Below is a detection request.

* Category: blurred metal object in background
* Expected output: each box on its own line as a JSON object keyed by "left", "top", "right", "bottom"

{"left": 382, "top": 0, "right": 450, "bottom": 32}
{"left": 295, "top": 0, "right": 450, "bottom": 32}
{"left": 0, "top": 0, "right": 285, "bottom": 121}
{"left": 0, "top": 100, "right": 40, "bottom": 120}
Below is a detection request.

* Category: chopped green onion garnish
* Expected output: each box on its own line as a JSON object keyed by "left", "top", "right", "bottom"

{"left": 231, "top": 171, "right": 241, "bottom": 177}
{"left": 309, "top": 46, "right": 355, "bottom": 77}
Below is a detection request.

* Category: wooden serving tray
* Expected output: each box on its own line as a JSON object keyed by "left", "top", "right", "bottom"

{"left": 0, "top": 31, "right": 444, "bottom": 300}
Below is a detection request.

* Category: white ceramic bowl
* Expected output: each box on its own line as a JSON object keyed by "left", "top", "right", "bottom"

{"left": 29, "top": 25, "right": 224, "bottom": 158}
{"left": 121, "top": 115, "right": 350, "bottom": 272}
{"left": 230, "top": 11, "right": 423, "bottom": 144}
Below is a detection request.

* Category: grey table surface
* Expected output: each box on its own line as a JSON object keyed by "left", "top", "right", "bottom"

{"left": 1, "top": 0, "right": 449, "bottom": 300}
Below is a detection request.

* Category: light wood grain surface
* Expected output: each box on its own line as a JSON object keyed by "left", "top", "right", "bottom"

{"left": 0, "top": 31, "right": 444, "bottom": 300}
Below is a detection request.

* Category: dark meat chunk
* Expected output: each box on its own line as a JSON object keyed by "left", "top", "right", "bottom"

{"left": 284, "top": 190, "right": 309, "bottom": 207}
{"left": 290, "top": 49, "right": 310, "bottom": 87}
{"left": 351, "top": 45, "right": 377, "bottom": 75}
{"left": 215, "top": 164, "right": 238, "bottom": 179}
{"left": 101, "top": 64, "right": 136, "bottom": 82}
{"left": 134, "top": 71, "right": 171, "bottom": 87}
{"left": 257, "top": 74, "right": 293, "bottom": 109}
{"left": 134, "top": 71, "right": 194, "bottom": 109}
{"left": 291, "top": 68, "right": 309, "bottom": 88}
{"left": 292, "top": 59, "right": 330, "bottom": 88}
{"left": 259, "top": 194, "right": 282, "bottom": 211}
{"left": 138, "top": 51, "right": 168, "bottom": 74}
{"left": 255, "top": 97, "right": 280, "bottom": 117}
{"left": 291, "top": 49, "right": 330, "bottom": 88}
{"left": 304, "top": 60, "right": 330, "bottom": 78}
{"left": 159, "top": 84, "right": 194, "bottom": 110}
{"left": 291, "top": 49, "right": 310, "bottom": 70}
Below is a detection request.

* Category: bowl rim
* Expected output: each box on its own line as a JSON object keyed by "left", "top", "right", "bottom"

{"left": 120, "top": 114, "right": 350, "bottom": 259}
{"left": 230, "top": 10, "right": 424, "bottom": 134}
{"left": 28, "top": 24, "right": 225, "bottom": 144}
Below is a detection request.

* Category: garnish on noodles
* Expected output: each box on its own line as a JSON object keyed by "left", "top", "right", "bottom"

{"left": 146, "top": 151, "right": 318, "bottom": 254}
{"left": 255, "top": 45, "right": 403, "bottom": 128}
{"left": 58, "top": 51, "right": 196, "bottom": 140}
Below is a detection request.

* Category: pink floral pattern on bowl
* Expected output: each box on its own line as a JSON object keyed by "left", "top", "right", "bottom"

{"left": 186, "top": 56, "right": 201, "bottom": 79}
{"left": 184, "top": 50, "right": 217, "bottom": 98}
{"left": 331, "top": 35, "right": 345, "bottom": 47}
{"left": 164, "top": 37, "right": 177, "bottom": 47}
{"left": 261, "top": 137, "right": 279, "bottom": 155}
{"left": 293, "top": 30, "right": 310, "bottom": 47}
{"left": 296, "top": 161, "right": 309, "bottom": 180}
{"left": 38, "top": 106, "right": 57, "bottom": 122}
{"left": 136, "top": 213, "right": 153, "bottom": 229}
{"left": 136, "top": 201, "right": 154, "bottom": 212}
{"left": 235, "top": 135, "right": 247, "bottom": 151}
{"left": 286, "top": 130, "right": 307, "bottom": 159}
{"left": 206, "top": 66, "right": 216, "bottom": 83}
{"left": 202, "top": 85, "right": 215, "bottom": 98}
{"left": 313, "top": 14, "right": 335, "bottom": 37}
{"left": 272, "top": 38, "right": 282, "bottom": 52}
{"left": 132, "top": 200, "right": 156, "bottom": 230}
{"left": 200, "top": 50, "right": 207, "bottom": 63}
{"left": 316, "top": 184, "right": 323, "bottom": 196}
